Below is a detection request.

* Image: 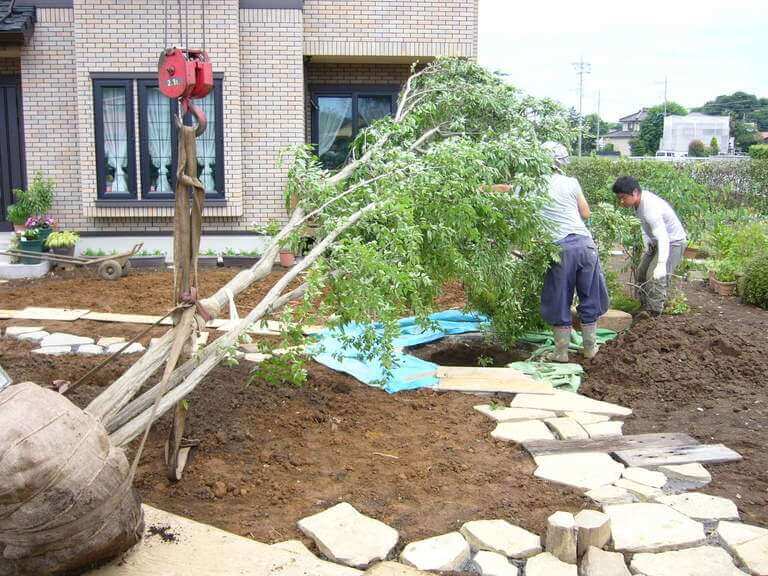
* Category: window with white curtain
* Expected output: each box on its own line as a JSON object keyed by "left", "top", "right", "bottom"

{"left": 95, "top": 77, "right": 225, "bottom": 201}
{"left": 94, "top": 79, "right": 136, "bottom": 198}
{"left": 311, "top": 87, "right": 398, "bottom": 169}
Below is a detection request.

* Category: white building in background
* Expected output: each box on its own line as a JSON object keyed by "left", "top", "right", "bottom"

{"left": 660, "top": 113, "right": 731, "bottom": 156}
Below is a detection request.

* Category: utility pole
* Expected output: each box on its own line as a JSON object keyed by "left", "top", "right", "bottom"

{"left": 663, "top": 76, "right": 668, "bottom": 116}
{"left": 572, "top": 57, "right": 591, "bottom": 157}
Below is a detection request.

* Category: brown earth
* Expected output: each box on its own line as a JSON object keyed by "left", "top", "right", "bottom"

{"left": 1, "top": 268, "right": 766, "bottom": 551}
{"left": 583, "top": 284, "right": 768, "bottom": 525}
{"left": 0, "top": 268, "right": 585, "bottom": 552}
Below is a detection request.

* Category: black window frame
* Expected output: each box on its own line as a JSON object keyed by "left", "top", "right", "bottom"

{"left": 93, "top": 78, "right": 137, "bottom": 200}
{"left": 95, "top": 76, "right": 225, "bottom": 202}
{"left": 310, "top": 84, "right": 400, "bottom": 168}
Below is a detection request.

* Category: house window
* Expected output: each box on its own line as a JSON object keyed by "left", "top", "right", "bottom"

{"left": 95, "top": 77, "right": 225, "bottom": 201}
{"left": 94, "top": 79, "right": 136, "bottom": 198}
{"left": 311, "top": 87, "right": 398, "bottom": 169}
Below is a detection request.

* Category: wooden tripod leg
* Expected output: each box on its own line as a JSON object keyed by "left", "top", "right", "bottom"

{"left": 166, "top": 400, "right": 188, "bottom": 481}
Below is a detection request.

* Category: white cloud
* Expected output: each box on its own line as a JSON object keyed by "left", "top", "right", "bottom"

{"left": 478, "top": 0, "right": 767, "bottom": 120}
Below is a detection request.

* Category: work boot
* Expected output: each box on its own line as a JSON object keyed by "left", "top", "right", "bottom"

{"left": 581, "top": 322, "right": 598, "bottom": 359}
{"left": 546, "top": 326, "right": 571, "bottom": 363}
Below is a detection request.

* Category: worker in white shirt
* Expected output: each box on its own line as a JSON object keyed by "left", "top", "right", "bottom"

{"left": 612, "top": 176, "right": 687, "bottom": 315}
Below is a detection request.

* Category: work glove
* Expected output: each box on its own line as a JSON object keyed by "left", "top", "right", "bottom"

{"left": 652, "top": 261, "right": 667, "bottom": 280}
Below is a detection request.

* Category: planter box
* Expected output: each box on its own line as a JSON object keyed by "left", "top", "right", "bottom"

{"left": 198, "top": 256, "right": 219, "bottom": 268}
{"left": 51, "top": 246, "right": 75, "bottom": 258}
{"left": 221, "top": 255, "right": 260, "bottom": 268}
{"left": 684, "top": 246, "right": 707, "bottom": 259}
{"left": 710, "top": 274, "right": 737, "bottom": 297}
{"left": 129, "top": 256, "right": 167, "bottom": 269}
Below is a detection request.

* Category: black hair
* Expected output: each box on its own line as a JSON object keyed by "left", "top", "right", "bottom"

{"left": 612, "top": 176, "right": 640, "bottom": 195}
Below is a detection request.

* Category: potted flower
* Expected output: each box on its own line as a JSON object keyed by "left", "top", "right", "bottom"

{"left": 198, "top": 248, "right": 219, "bottom": 268}
{"left": 709, "top": 259, "right": 739, "bottom": 297}
{"left": 6, "top": 173, "right": 55, "bottom": 234}
{"left": 18, "top": 228, "right": 43, "bottom": 264}
{"left": 129, "top": 249, "right": 167, "bottom": 269}
{"left": 45, "top": 230, "right": 79, "bottom": 257}
{"left": 25, "top": 215, "right": 56, "bottom": 249}
{"left": 221, "top": 248, "right": 261, "bottom": 268}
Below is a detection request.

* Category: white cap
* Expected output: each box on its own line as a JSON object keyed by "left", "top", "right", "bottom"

{"left": 542, "top": 141, "right": 570, "bottom": 166}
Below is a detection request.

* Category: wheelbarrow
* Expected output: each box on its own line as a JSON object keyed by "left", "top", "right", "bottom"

{"left": 0, "top": 243, "right": 143, "bottom": 280}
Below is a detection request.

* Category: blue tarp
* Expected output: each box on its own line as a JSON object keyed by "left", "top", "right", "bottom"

{"left": 310, "top": 310, "right": 488, "bottom": 393}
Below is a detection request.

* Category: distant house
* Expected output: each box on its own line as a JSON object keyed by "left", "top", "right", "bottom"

{"left": 600, "top": 108, "right": 648, "bottom": 156}
{"left": 660, "top": 113, "right": 731, "bottom": 156}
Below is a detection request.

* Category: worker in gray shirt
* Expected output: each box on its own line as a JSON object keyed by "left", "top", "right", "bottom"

{"left": 537, "top": 142, "right": 609, "bottom": 361}
{"left": 612, "top": 176, "right": 687, "bottom": 315}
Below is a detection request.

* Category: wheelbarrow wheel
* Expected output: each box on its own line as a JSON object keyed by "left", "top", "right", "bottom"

{"left": 121, "top": 260, "right": 131, "bottom": 276}
{"left": 98, "top": 260, "right": 123, "bottom": 281}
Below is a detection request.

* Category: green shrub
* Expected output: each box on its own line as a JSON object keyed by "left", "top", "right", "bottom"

{"left": 749, "top": 144, "right": 768, "bottom": 160}
{"left": 688, "top": 140, "right": 708, "bottom": 157}
{"left": 741, "top": 254, "right": 768, "bottom": 309}
{"left": 710, "top": 137, "right": 720, "bottom": 156}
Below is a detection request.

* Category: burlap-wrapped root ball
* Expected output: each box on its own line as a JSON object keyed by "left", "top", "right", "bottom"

{"left": 0, "top": 382, "right": 144, "bottom": 575}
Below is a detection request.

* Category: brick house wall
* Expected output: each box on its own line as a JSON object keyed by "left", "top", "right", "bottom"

{"left": 15, "top": 0, "right": 478, "bottom": 233}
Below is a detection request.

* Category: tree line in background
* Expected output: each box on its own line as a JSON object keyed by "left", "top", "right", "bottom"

{"left": 573, "top": 91, "right": 768, "bottom": 157}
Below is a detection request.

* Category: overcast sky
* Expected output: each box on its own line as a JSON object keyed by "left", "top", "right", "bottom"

{"left": 477, "top": 0, "right": 766, "bottom": 122}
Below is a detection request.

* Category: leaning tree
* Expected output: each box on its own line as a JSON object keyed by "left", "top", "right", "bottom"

{"left": 1, "top": 58, "right": 574, "bottom": 575}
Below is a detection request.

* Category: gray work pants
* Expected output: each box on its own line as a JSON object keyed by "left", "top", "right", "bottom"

{"left": 636, "top": 241, "right": 687, "bottom": 314}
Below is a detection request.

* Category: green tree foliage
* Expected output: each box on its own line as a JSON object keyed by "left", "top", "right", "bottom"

{"left": 688, "top": 139, "right": 708, "bottom": 157}
{"left": 276, "top": 59, "right": 576, "bottom": 368}
{"left": 710, "top": 137, "right": 720, "bottom": 156}
{"left": 750, "top": 144, "right": 768, "bottom": 159}
{"left": 636, "top": 102, "right": 688, "bottom": 155}
{"left": 629, "top": 139, "right": 648, "bottom": 157}
{"left": 695, "top": 92, "right": 768, "bottom": 130}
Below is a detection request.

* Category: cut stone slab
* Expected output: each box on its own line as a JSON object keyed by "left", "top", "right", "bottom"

{"left": 583, "top": 421, "right": 624, "bottom": 438}
{"left": 399, "top": 532, "right": 470, "bottom": 572}
{"left": 630, "top": 545, "right": 748, "bottom": 576}
{"left": 580, "top": 546, "right": 630, "bottom": 576}
{"left": 460, "top": 519, "right": 541, "bottom": 559}
{"left": 364, "top": 562, "right": 429, "bottom": 576}
{"left": 564, "top": 411, "right": 611, "bottom": 425}
{"left": 5, "top": 325, "right": 44, "bottom": 337}
{"left": 18, "top": 306, "right": 89, "bottom": 321}
{"left": 107, "top": 342, "right": 146, "bottom": 355}
{"left": 621, "top": 467, "right": 667, "bottom": 489}
{"left": 586, "top": 485, "right": 635, "bottom": 505}
{"left": 546, "top": 511, "right": 577, "bottom": 564}
{"left": 472, "top": 550, "right": 519, "bottom": 576}
{"left": 534, "top": 452, "right": 624, "bottom": 492}
{"left": 613, "top": 478, "right": 664, "bottom": 502}
{"left": 717, "top": 521, "right": 768, "bottom": 555}
{"left": 297, "top": 502, "right": 399, "bottom": 568}
{"left": 270, "top": 540, "right": 316, "bottom": 557}
{"left": 97, "top": 336, "right": 126, "bottom": 347}
{"left": 491, "top": 420, "right": 555, "bottom": 443}
{"left": 76, "top": 344, "right": 106, "bottom": 356}
{"left": 40, "top": 332, "right": 94, "bottom": 347}
{"left": 732, "top": 534, "right": 768, "bottom": 576}
{"left": 525, "top": 552, "right": 577, "bottom": 576}
{"left": 604, "top": 503, "right": 705, "bottom": 553}
{"left": 575, "top": 510, "right": 611, "bottom": 557}
{"left": 16, "top": 330, "right": 50, "bottom": 343}
{"left": 510, "top": 390, "right": 632, "bottom": 417}
{"left": 656, "top": 492, "right": 739, "bottom": 521}
{"left": 32, "top": 346, "right": 72, "bottom": 356}
{"left": 474, "top": 405, "right": 556, "bottom": 422}
{"left": 659, "top": 463, "right": 711, "bottom": 484}
{"left": 598, "top": 309, "right": 633, "bottom": 333}
{"left": 545, "top": 417, "right": 589, "bottom": 440}
{"left": 88, "top": 504, "right": 362, "bottom": 576}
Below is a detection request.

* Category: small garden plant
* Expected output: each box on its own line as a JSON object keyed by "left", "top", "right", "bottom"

{"left": 45, "top": 231, "right": 79, "bottom": 249}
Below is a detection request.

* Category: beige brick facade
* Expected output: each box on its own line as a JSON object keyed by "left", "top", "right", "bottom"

{"left": 303, "top": 0, "right": 478, "bottom": 59}
{"left": 13, "top": 1, "right": 477, "bottom": 233}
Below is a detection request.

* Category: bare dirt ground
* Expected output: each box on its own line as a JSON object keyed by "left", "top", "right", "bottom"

{"left": 1, "top": 268, "right": 765, "bottom": 551}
